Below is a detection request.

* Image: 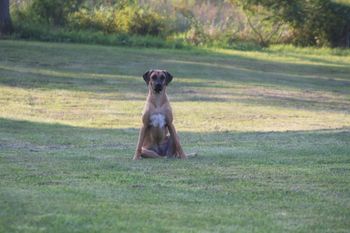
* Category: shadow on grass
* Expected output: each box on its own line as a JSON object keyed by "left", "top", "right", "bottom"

{"left": 0, "top": 63, "right": 349, "bottom": 112}
{"left": 1, "top": 55, "right": 349, "bottom": 93}
{"left": 1, "top": 41, "right": 350, "bottom": 92}
{"left": 264, "top": 49, "right": 350, "bottom": 67}
{"left": 0, "top": 65, "right": 144, "bottom": 95}
{"left": 1, "top": 117, "right": 349, "bottom": 165}
{"left": 1, "top": 41, "right": 350, "bottom": 112}
{"left": 1, "top": 116, "right": 349, "bottom": 233}
{"left": 164, "top": 59, "right": 350, "bottom": 91}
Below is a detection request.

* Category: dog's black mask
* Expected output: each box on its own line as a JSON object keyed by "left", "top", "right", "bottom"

{"left": 143, "top": 70, "right": 173, "bottom": 93}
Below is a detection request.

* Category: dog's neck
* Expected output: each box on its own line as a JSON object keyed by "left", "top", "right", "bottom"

{"left": 147, "top": 89, "right": 168, "bottom": 108}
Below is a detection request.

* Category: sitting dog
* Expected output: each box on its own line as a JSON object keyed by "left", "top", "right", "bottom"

{"left": 133, "top": 69, "right": 194, "bottom": 159}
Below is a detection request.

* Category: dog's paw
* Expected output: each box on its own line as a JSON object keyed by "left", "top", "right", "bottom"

{"left": 133, "top": 155, "right": 142, "bottom": 160}
{"left": 177, "top": 152, "right": 187, "bottom": 159}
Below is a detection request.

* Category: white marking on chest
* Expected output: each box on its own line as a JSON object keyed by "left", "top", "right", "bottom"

{"left": 150, "top": 113, "right": 166, "bottom": 128}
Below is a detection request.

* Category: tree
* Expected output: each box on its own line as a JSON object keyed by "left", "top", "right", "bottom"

{"left": 230, "top": 0, "right": 290, "bottom": 46}
{"left": 230, "top": 0, "right": 350, "bottom": 47}
{"left": 0, "top": 0, "right": 12, "bottom": 35}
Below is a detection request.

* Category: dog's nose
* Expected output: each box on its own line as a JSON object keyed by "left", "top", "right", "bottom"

{"left": 154, "top": 83, "right": 162, "bottom": 93}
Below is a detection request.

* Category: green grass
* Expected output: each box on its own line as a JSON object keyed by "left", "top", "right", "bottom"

{"left": 0, "top": 40, "right": 350, "bottom": 233}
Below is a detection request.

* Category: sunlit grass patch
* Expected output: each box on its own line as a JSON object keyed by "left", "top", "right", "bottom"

{"left": 1, "top": 84, "right": 349, "bottom": 132}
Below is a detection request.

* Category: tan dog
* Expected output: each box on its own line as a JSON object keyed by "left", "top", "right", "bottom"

{"left": 133, "top": 69, "right": 192, "bottom": 160}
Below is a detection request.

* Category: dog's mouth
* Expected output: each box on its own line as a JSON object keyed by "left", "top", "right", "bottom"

{"left": 154, "top": 85, "right": 162, "bottom": 93}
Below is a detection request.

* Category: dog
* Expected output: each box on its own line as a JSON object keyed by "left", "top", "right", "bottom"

{"left": 133, "top": 69, "right": 195, "bottom": 160}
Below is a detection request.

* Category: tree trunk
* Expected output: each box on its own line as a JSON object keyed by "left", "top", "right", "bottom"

{"left": 0, "top": 0, "right": 12, "bottom": 36}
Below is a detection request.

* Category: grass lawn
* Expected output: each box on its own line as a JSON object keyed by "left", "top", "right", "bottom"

{"left": 0, "top": 40, "right": 350, "bottom": 233}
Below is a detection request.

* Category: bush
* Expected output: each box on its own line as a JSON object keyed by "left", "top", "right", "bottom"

{"left": 68, "top": 7, "right": 116, "bottom": 33}
{"left": 30, "top": 0, "right": 82, "bottom": 26}
{"left": 68, "top": 4, "right": 166, "bottom": 36}
{"left": 11, "top": 19, "right": 186, "bottom": 49}
{"left": 184, "top": 20, "right": 209, "bottom": 46}
{"left": 114, "top": 5, "right": 165, "bottom": 36}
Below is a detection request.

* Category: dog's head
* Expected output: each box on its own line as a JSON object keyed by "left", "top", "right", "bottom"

{"left": 143, "top": 69, "right": 173, "bottom": 94}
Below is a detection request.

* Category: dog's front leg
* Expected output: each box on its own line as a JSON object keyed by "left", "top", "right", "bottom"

{"left": 133, "top": 125, "right": 146, "bottom": 160}
{"left": 168, "top": 123, "right": 186, "bottom": 159}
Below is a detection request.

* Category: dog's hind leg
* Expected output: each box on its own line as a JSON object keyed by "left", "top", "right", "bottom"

{"left": 141, "top": 147, "right": 164, "bottom": 159}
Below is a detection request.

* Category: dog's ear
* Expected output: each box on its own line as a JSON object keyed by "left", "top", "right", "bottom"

{"left": 143, "top": 70, "right": 153, "bottom": 85}
{"left": 164, "top": 70, "right": 173, "bottom": 85}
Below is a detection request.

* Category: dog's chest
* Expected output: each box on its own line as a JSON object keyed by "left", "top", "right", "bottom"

{"left": 150, "top": 113, "right": 166, "bottom": 128}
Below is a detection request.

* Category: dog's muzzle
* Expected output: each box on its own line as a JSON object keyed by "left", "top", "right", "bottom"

{"left": 154, "top": 84, "right": 162, "bottom": 93}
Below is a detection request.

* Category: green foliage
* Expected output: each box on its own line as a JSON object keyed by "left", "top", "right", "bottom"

{"left": 114, "top": 5, "right": 165, "bottom": 36}
{"left": 29, "top": 0, "right": 82, "bottom": 26}
{"left": 68, "top": 7, "right": 116, "bottom": 33}
{"left": 12, "top": 1, "right": 166, "bottom": 37}
{"left": 68, "top": 4, "right": 166, "bottom": 36}
{"left": 294, "top": 0, "right": 350, "bottom": 47}
{"left": 11, "top": 20, "right": 185, "bottom": 49}
{"left": 184, "top": 19, "right": 208, "bottom": 46}
{"left": 9, "top": 0, "right": 350, "bottom": 48}
{"left": 231, "top": 0, "right": 350, "bottom": 47}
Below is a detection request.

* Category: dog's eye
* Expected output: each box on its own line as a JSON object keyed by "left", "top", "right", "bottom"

{"left": 160, "top": 76, "right": 165, "bottom": 80}
{"left": 151, "top": 76, "right": 157, "bottom": 80}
